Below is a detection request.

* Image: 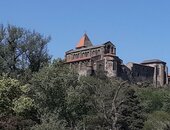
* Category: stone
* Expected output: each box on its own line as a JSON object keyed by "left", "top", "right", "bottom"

{"left": 65, "top": 34, "right": 169, "bottom": 87}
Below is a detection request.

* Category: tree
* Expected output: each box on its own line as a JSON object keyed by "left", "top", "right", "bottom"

{"left": 143, "top": 111, "right": 170, "bottom": 130}
{"left": 31, "top": 113, "right": 66, "bottom": 130}
{"left": 29, "top": 59, "right": 145, "bottom": 130}
{"left": 30, "top": 59, "right": 79, "bottom": 114}
{"left": 75, "top": 77, "right": 145, "bottom": 130}
{"left": 136, "top": 87, "right": 170, "bottom": 113}
{"left": 0, "top": 24, "right": 51, "bottom": 80}
{"left": 0, "top": 76, "right": 21, "bottom": 115}
{"left": 0, "top": 75, "right": 37, "bottom": 129}
{"left": 135, "top": 87, "right": 170, "bottom": 130}
{"left": 118, "top": 88, "right": 144, "bottom": 130}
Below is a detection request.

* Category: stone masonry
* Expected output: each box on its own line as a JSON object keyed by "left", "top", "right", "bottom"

{"left": 65, "top": 34, "right": 169, "bottom": 87}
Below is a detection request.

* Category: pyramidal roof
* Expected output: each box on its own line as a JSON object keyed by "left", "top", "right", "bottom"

{"left": 76, "top": 33, "right": 93, "bottom": 49}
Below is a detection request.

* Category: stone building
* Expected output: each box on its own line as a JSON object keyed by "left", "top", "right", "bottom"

{"left": 168, "top": 75, "right": 170, "bottom": 84}
{"left": 65, "top": 34, "right": 169, "bottom": 86}
{"left": 127, "top": 60, "right": 168, "bottom": 86}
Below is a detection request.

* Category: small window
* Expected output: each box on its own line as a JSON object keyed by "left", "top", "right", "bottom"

{"left": 99, "top": 64, "right": 102, "bottom": 70}
{"left": 113, "top": 61, "right": 117, "bottom": 70}
{"left": 85, "top": 52, "right": 88, "bottom": 57}
{"left": 105, "top": 45, "right": 111, "bottom": 54}
{"left": 156, "top": 67, "right": 160, "bottom": 75}
{"left": 111, "top": 47, "right": 114, "bottom": 54}
{"left": 98, "top": 49, "right": 100, "bottom": 54}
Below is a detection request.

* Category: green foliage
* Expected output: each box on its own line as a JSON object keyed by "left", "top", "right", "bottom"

{"left": 74, "top": 77, "right": 145, "bottom": 130}
{"left": 0, "top": 116, "right": 35, "bottom": 130}
{"left": 31, "top": 113, "right": 66, "bottom": 130}
{"left": 118, "top": 88, "right": 145, "bottom": 130}
{"left": 0, "top": 76, "right": 35, "bottom": 115}
{"left": 30, "top": 59, "right": 78, "bottom": 113}
{"left": 0, "top": 76, "right": 37, "bottom": 129}
{"left": 64, "top": 77, "right": 94, "bottom": 128}
{"left": 136, "top": 87, "right": 170, "bottom": 113}
{"left": 1, "top": 24, "right": 169, "bottom": 129}
{"left": 143, "top": 111, "right": 170, "bottom": 130}
{"left": 0, "top": 24, "right": 51, "bottom": 81}
{"left": 0, "top": 76, "right": 22, "bottom": 115}
{"left": 13, "top": 96, "right": 35, "bottom": 114}
{"left": 30, "top": 61, "right": 143, "bottom": 130}
{"left": 134, "top": 87, "right": 170, "bottom": 130}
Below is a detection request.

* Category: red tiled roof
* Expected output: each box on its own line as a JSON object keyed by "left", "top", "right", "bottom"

{"left": 76, "top": 34, "right": 93, "bottom": 49}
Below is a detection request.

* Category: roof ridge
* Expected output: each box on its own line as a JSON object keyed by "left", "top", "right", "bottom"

{"left": 76, "top": 33, "right": 93, "bottom": 49}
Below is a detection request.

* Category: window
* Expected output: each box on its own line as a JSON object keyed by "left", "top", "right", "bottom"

{"left": 105, "top": 45, "right": 111, "bottom": 54}
{"left": 113, "top": 61, "right": 117, "bottom": 70}
{"left": 82, "top": 52, "right": 85, "bottom": 57}
{"left": 156, "top": 67, "right": 160, "bottom": 75}
{"left": 111, "top": 47, "right": 114, "bottom": 54}
{"left": 95, "top": 50, "right": 98, "bottom": 55}
{"left": 98, "top": 64, "right": 103, "bottom": 70}
{"left": 98, "top": 49, "right": 100, "bottom": 54}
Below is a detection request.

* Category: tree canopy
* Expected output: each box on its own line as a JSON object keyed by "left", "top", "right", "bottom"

{"left": 0, "top": 24, "right": 169, "bottom": 130}
{"left": 0, "top": 24, "right": 51, "bottom": 81}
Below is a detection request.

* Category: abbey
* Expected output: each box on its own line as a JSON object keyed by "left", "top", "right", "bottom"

{"left": 65, "top": 34, "right": 169, "bottom": 87}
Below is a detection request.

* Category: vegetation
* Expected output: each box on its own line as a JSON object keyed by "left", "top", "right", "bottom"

{"left": 0, "top": 24, "right": 170, "bottom": 130}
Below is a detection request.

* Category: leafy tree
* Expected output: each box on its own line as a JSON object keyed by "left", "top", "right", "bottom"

{"left": 30, "top": 59, "right": 78, "bottom": 114}
{"left": 64, "top": 78, "right": 93, "bottom": 129}
{"left": 135, "top": 87, "right": 170, "bottom": 130}
{"left": 0, "top": 76, "right": 37, "bottom": 129}
{"left": 30, "top": 59, "right": 91, "bottom": 129}
{"left": 76, "top": 77, "right": 145, "bottom": 130}
{"left": 0, "top": 76, "right": 22, "bottom": 115}
{"left": 136, "top": 87, "right": 170, "bottom": 113}
{"left": 118, "top": 88, "right": 144, "bottom": 130}
{"left": 0, "top": 116, "right": 35, "bottom": 130}
{"left": 0, "top": 24, "right": 51, "bottom": 80}
{"left": 143, "top": 111, "right": 170, "bottom": 130}
{"left": 31, "top": 113, "right": 66, "bottom": 130}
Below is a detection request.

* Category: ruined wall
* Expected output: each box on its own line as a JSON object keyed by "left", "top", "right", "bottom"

{"left": 65, "top": 37, "right": 168, "bottom": 86}
{"left": 126, "top": 63, "right": 154, "bottom": 83}
{"left": 141, "top": 62, "right": 167, "bottom": 87}
{"left": 119, "top": 65, "right": 132, "bottom": 81}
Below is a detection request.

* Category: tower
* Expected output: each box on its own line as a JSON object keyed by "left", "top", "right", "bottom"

{"left": 141, "top": 59, "right": 168, "bottom": 87}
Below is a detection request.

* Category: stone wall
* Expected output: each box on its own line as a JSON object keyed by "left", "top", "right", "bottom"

{"left": 126, "top": 63, "right": 154, "bottom": 83}
{"left": 141, "top": 62, "right": 167, "bottom": 87}
{"left": 65, "top": 36, "right": 168, "bottom": 86}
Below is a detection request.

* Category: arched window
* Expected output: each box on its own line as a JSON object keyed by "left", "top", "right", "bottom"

{"left": 85, "top": 52, "right": 88, "bottom": 57}
{"left": 95, "top": 50, "right": 98, "bottom": 55}
{"left": 98, "top": 49, "right": 100, "bottom": 54}
{"left": 73, "top": 54, "right": 75, "bottom": 59}
{"left": 113, "top": 61, "right": 117, "bottom": 70}
{"left": 105, "top": 45, "right": 110, "bottom": 54}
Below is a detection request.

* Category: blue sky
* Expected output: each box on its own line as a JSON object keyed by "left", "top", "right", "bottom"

{"left": 0, "top": 0, "right": 170, "bottom": 69}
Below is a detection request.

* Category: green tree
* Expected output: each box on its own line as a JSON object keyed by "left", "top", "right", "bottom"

{"left": 30, "top": 59, "right": 90, "bottom": 129}
{"left": 31, "top": 113, "right": 66, "bottom": 130}
{"left": 30, "top": 60, "right": 145, "bottom": 130}
{"left": 0, "top": 76, "right": 37, "bottom": 129}
{"left": 118, "top": 88, "right": 144, "bottom": 130}
{"left": 0, "top": 76, "right": 21, "bottom": 115}
{"left": 76, "top": 77, "right": 145, "bottom": 130}
{"left": 143, "top": 111, "right": 170, "bottom": 130}
{"left": 137, "top": 87, "right": 170, "bottom": 113}
{"left": 30, "top": 59, "right": 78, "bottom": 114}
{"left": 0, "top": 24, "right": 51, "bottom": 80}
